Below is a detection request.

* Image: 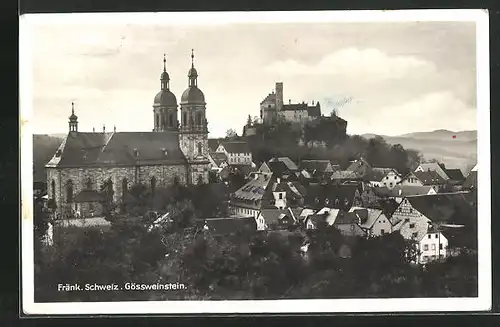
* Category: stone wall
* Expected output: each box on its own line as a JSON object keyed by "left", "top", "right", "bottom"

{"left": 47, "top": 164, "right": 188, "bottom": 217}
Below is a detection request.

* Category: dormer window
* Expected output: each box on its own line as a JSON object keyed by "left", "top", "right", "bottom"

{"left": 134, "top": 148, "right": 139, "bottom": 157}
{"left": 161, "top": 148, "right": 168, "bottom": 156}
{"left": 55, "top": 149, "right": 62, "bottom": 157}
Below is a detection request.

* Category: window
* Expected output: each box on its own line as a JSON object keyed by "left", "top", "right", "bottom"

{"left": 409, "top": 208, "right": 413, "bottom": 213}
{"left": 381, "top": 229, "right": 385, "bottom": 234}
{"left": 85, "top": 178, "right": 92, "bottom": 189}
{"left": 412, "top": 232, "right": 418, "bottom": 238}
{"left": 197, "top": 143, "right": 202, "bottom": 156}
{"left": 51, "top": 180, "right": 56, "bottom": 199}
{"left": 155, "top": 114, "right": 159, "bottom": 128}
{"left": 122, "top": 178, "right": 128, "bottom": 198}
{"left": 196, "top": 112, "right": 202, "bottom": 125}
{"left": 389, "top": 182, "right": 393, "bottom": 187}
{"left": 151, "top": 176, "right": 156, "bottom": 195}
{"left": 386, "top": 176, "right": 389, "bottom": 180}
{"left": 409, "top": 223, "right": 415, "bottom": 228}
{"left": 428, "top": 234, "right": 431, "bottom": 239}
{"left": 423, "top": 255, "right": 429, "bottom": 261}
{"left": 66, "top": 180, "right": 73, "bottom": 203}
{"left": 183, "top": 112, "right": 187, "bottom": 126}
{"left": 431, "top": 244, "right": 436, "bottom": 250}
{"left": 169, "top": 113, "right": 174, "bottom": 127}
{"left": 439, "top": 243, "right": 443, "bottom": 250}
{"left": 279, "top": 193, "right": 283, "bottom": 199}
{"left": 435, "top": 234, "right": 439, "bottom": 239}
{"left": 424, "top": 244, "right": 429, "bottom": 251}
{"left": 405, "top": 218, "right": 410, "bottom": 222}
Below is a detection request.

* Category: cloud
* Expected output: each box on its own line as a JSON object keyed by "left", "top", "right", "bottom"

{"left": 264, "top": 47, "right": 437, "bottom": 82}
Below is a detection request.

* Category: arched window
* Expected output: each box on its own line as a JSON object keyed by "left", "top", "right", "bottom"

{"left": 169, "top": 113, "right": 174, "bottom": 127}
{"left": 155, "top": 114, "right": 159, "bottom": 128}
{"left": 66, "top": 180, "right": 73, "bottom": 203}
{"left": 197, "top": 142, "right": 202, "bottom": 156}
{"left": 160, "top": 115, "right": 164, "bottom": 128}
{"left": 196, "top": 112, "right": 202, "bottom": 125}
{"left": 51, "top": 180, "right": 56, "bottom": 199}
{"left": 183, "top": 112, "right": 187, "bottom": 126}
{"left": 151, "top": 176, "right": 156, "bottom": 195}
{"left": 85, "top": 178, "right": 92, "bottom": 189}
{"left": 122, "top": 178, "right": 128, "bottom": 198}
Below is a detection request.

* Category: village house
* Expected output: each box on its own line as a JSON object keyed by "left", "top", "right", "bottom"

{"left": 414, "top": 162, "right": 450, "bottom": 181}
{"left": 229, "top": 172, "right": 273, "bottom": 218}
{"left": 462, "top": 164, "right": 477, "bottom": 190}
{"left": 266, "top": 161, "right": 298, "bottom": 181}
{"left": 443, "top": 168, "right": 466, "bottom": 186}
{"left": 332, "top": 211, "right": 366, "bottom": 237}
{"left": 330, "top": 170, "right": 362, "bottom": 185}
{"left": 349, "top": 207, "right": 392, "bottom": 237}
{"left": 345, "top": 158, "right": 371, "bottom": 178}
{"left": 207, "top": 138, "right": 221, "bottom": 153}
{"left": 304, "top": 207, "right": 340, "bottom": 230}
{"left": 208, "top": 152, "right": 228, "bottom": 171}
{"left": 257, "top": 207, "right": 298, "bottom": 230}
{"left": 388, "top": 185, "right": 437, "bottom": 203}
{"left": 399, "top": 170, "right": 447, "bottom": 192}
{"left": 268, "top": 157, "right": 299, "bottom": 172}
{"left": 216, "top": 141, "right": 253, "bottom": 166}
{"left": 416, "top": 224, "right": 449, "bottom": 264}
{"left": 364, "top": 167, "right": 401, "bottom": 189}
{"left": 299, "top": 159, "right": 337, "bottom": 181}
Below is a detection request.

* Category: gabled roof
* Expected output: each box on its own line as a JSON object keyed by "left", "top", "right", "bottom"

{"left": 232, "top": 172, "right": 273, "bottom": 204}
{"left": 201, "top": 217, "right": 257, "bottom": 236}
{"left": 260, "top": 92, "right": 276, "bottom": 105}
{"left": 333, "top": 211, "right": 359, "bottom": 225}
{"left": 299, "top": 159, "right": 333, "bottom": 174}
{"left": 307, "top": 104, "right": 321, "bottom": 117}
{"left": 330, "top": 170, "right": 360, "bottom": 180}
{"left": 259, "top": 208, "right": 295, "bottom": 226}
{"left": 415, "top": 163, "right": 450, "bottom": 180}
{"left": 389, "top": 185, "right": 435, "bottom": 197}
{"left": 282, "top": 103, "right": 308, "bottom": 112}
{"left": 259, "top": 162, "right": 272, "bottom": 173}
{"left": 377, "top": 199, "right": 400, "bottom": 218}
{"left": 268, "top": 161, "right": 293, "bottom": 177}
{"left": 46, "top": 132, "right": 187, "bottom": 168}
{"left": 349, "top": 207, "right": 384, "bottom": 229}
{"left": 209, "top": 152, "right": 228, "bottom": 166}
{"left": 270, "top": 157, "right": 298, "bottom": 171}
{"left": 346, "top": 159, "right": 371, "bottom": 173}
{"left": 219, "top": 141, "right": 251, "bottom": 154}
{"left": 462, "top": 170, "right": 477, "bottom": 189}
{"left": 413, "top": 170, "right": 447, "bottom": 185}
{"left": 406, "top": 193, "right": 475, "bottom": 224}
{"left": 444, "top": 169, "right": 465, "bottom": 182}
{"left": 364, "top": 168, "right": 398, "bottom": 182}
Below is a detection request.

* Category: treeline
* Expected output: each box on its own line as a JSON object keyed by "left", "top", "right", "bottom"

{"left": 34, "top": 215, "right": 478, "bottom": 302}
{"left": 245, "top": 121, "right": 421, "bottom": 175}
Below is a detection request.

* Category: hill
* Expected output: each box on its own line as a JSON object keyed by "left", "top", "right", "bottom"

{"left": 360, "top": 130, "right": 477, "bottom": 173}
{"left": 33, "top": 134, "right": 64, "bottom": 182}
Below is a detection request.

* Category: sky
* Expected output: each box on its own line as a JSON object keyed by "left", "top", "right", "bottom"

{"left": 26, "top": 16, "right": 478, "bottom": 137}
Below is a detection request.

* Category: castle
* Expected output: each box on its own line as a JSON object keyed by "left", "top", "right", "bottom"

{"left": 45, "top": 50, "right": 211, "bottom": 218}
{"left": 260, "top": 82, "right": 322, "bottom": 124}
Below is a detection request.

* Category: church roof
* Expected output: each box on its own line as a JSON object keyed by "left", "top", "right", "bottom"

{"left": 220, "top": 141, "right": 251, "bottom": 154}
{"left": 46, "top": 132, "right": 187, "bottom": 168}
{"left": 180, "top": 86, "right": 205, "bottom": 104}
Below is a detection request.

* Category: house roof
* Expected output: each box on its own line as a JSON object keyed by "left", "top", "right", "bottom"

{"left": 413, "top": 170, "right": 447, "bottom": 185}
{"left": 220, "top": 141, "right": 251, "bottom": 154}
{"left": 299, "top": 159, "right": 333, "bottom": 174}
{"left": 232, "top": 172, "right": 273, "bottom": 204}
{"left": 208, "top": 139, "right": 221, "bottom": 152}
{"left": 389, "top": 185, "right": 435, "bottom": 197}
{"left": 270, "top": 157, "right": 299, "bottom": 171}
{"left": 304, "top": 183, "right": 359, "bottom": 209}
{"left": 330, "top": 170, "right": 360, "bottom": 180}
{"left": 444, "top": 169, "right": 465, "bottom": 181}
{"left": 349, "top": 207, "right": 384, "bottom": 229}
{"left": 267, "top": 161, "right": 293, "bottom": 177}
{"left": 282, "top": 103, "right": 308, "bottom": 112}
{"left": 406, "top": 193, "right": 475, "bottom": 224}
{"left": 260, "top": 92, "right": 276, "bottom": 105}
{"left": 73, "top": 189, "right": 104, "bottom": 203}
{"left": 364, "top": 168, "right": 398, "bottom": 182}
{"left": 333, "top": 211, "right": 359, "bottom": 225}
{"left": 260, "top": 208, "right": 294, "bottom": 226}
{"left": 346, "top": 159, "right": 371, "bottom": 174}
{"left": 210, "top": 152, "right": 228, "bottom": 166}
{"left": 307, "top": 104, "right": 321, "bottom": 118}
{"left": 201, "top": 217, "right": 257, "bottom": 236}
{"left": 377, "top": 199, "right": 400, "bottom": 218}
{"left": 462, "top": 170, "right": 477, "bottom": 189}
{"left": 415, "top": 163, "right": 450, "bottom": 180}
{"left": 46, "top": 132, "right": 187, "bottom": 168}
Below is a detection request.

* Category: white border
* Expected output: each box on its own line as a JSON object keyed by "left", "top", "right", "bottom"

{"left": 20, "top": 9, "right": 491, "bottom": 315}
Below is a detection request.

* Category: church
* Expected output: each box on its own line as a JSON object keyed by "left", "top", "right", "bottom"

{"left": 45, "top": 50, "right": 211, "bottom": 218}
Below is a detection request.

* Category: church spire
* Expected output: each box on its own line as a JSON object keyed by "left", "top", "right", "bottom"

{"left": 188, "top": 49, "right": 198, "bottom": 87}
{"left": 69, "top": 101, "right": 78, "bottom": 133}
{"left": 160, "top": 53, "right": 170, "bottom": 90}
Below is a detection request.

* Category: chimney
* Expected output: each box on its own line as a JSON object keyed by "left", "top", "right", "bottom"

{"left": 114, "top": 125, "right": 116, "bottom": 133}
{"left": 289, "top": 99, "right": 291, "bottom": 104}
{"left": 103, "top": 124, "right": 106, "bottom": 133}
{"left": 312, "top": 100, "right": 315, "bottom": 105}
{"left": 277, "top": 177, "right": 281, "bottom": 184}
{"left": 92, "top": 127, "right": 95, "bottom": 133}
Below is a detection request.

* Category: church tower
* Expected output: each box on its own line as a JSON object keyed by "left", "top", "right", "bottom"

{"left": 179, "top": 49, "right": 210, "bottom": 184}
{"left": 153, "top": 54, "right": 178, "bottom": 132}
{"left": 69, "top": 102, "right": 78, "bottom": 135}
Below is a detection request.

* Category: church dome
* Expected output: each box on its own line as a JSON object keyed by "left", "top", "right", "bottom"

{"left": 154, "top": 89, "right": 177, "bottom": 107}
{"left": 188, "top": 67, "right": 198, "bottom": 78}
{"left": 161, "top": 71, "right": 170, "bottom": 81}
{"left": 180, "top": 86, "right": 205, "bottom": 104}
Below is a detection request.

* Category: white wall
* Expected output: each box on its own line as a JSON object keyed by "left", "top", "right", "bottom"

{"left": 419, "top": 232, "right": 448, "bottom": 263}
{"left": 381, "top": 171, "right": 401, "bottom": 189}
{"left": 273, "top": 191, "right": 287, "bottom": 209}
{"left": 370, "top": 213, "right": 392, "bottom": 236}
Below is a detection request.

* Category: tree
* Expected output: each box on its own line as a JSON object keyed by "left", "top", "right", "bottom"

{"left": 246, "top": 114, "right": 252, "bottom": 127}
{"left": 226, "top": 129, "right": 238, "bottom": 139}
{"left": 100, "top": 178, "right": 117, "bottom": 221}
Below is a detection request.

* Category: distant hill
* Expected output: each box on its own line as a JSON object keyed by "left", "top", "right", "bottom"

{"left": 33, "top": 134, "right": 64, "bottom": 182}
{"left": 360, "top": 130, "right": 477, "bottom": 173}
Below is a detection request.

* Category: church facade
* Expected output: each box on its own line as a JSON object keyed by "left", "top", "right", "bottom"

{"left": 45, "top": 50, "right": 211, "bottom": 218}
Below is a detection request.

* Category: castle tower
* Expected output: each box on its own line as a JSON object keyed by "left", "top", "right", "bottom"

{"left": 179, "top": 49, "right": 210, "bottom": 184}
{"left": 68, "top": 102, "right": 78, "bottom": 134}
{"left": 275, "top": 82, "right": 284, "bottom": 111}
{"left": 153, "top": 54, "right": 178, "bottom": 132}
